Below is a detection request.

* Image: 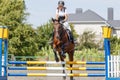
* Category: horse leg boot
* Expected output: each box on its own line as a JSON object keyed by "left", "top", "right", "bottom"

{"left": 62, "top": 64, "right": 66, "bottom": 80}
{"left": 59, "top": 53, "right": 66, "bottom": 80}
{"left": 53, "top": 49, "right": 59, "bottom": 62}
{"left": 66, "top": 29, "right": 74, "bottom": 43}
{"left": 61, "top": 45, "right": 66, "bottom": 58}
{"left": 68, "top": 51, "right": 74, "bottom": 80}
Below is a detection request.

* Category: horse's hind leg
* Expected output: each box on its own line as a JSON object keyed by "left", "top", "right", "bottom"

{"left": 68, "top": 51, "right": 74, "bottom": 80}
{"left": 53, "top": 49, "right": 59, "bottom": 62}
{"left": 59, "top": 52, "right": 66, "bottom": 80}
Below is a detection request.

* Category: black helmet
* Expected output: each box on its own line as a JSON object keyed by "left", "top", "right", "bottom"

{"left": 58, "top": 0, "right": 65, "bottom": 6}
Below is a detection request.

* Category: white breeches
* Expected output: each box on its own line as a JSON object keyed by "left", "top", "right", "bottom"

{"left": 63, "top": 22, "right": 71, "bottom": 31}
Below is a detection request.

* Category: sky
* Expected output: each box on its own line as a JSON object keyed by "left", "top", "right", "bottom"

{"left": 25, "top": 0, "right": 120, "bottom": 28}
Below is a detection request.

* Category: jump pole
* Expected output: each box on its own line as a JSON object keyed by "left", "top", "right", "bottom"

{"left": 0, "top": 25, "right": 120, "bottom": 80}
{"left": 0, "top": 26, "right": 8, "bottom": 80}
{"left": 8, "top": 67, "right": 105, "bottom": 71}
{"left": 8, "top": 61, "right": 105, "bottom": 65}
{"left": 103, "top": 26, "right": 120, "bottom": 80}
{"left": 8, "top": 73, "right": 105, "bottom": 77}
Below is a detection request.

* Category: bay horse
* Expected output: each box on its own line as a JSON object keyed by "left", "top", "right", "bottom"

{"left": 52, "top": 18, "right": 75, "bottom": 80}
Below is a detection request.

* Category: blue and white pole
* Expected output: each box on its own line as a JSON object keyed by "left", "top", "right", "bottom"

{"left": 104, "top": 38, "right": 110, "bottom": 80}
{"left": 0, "top": 26, "right": 4, "bottom": 77}
{"left": 3, "top": 26, "right": 8, "bottom": 76}
{"left": 0, "top": 26, "right": 8, "bottom": 80}
{"left": 102, "top": 26, "right": 112, "bottom": 80}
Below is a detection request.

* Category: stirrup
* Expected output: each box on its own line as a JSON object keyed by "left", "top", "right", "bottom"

{"left": 69, "top": 38, "right": 73, "bottom": 43}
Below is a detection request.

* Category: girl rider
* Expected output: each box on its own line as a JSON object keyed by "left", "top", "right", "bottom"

{"left": 55, "top": 0, "right": 74, "bottom": 43}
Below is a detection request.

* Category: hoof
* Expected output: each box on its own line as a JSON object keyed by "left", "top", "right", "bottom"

{"left": 63, "top": 76, "right": 66, "bottom": 80}
{"left": 55, "top": 58, "right": 59, "bottom": 62}
{"left": 70, "top": 77, "right": 74, "bottom": 80}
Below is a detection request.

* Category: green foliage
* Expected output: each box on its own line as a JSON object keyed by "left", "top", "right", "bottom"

{"left": 0, "top": 0, "right": 27, "bottom": 28}
{"left": 14, "top": 47, "right": 104, "bottom": 62}
{"left": 36, "top": 21, "right": 53, "bottom": 49}
{"left": 9, "top": 24, "right": 39, "bottom": 56}
{"left": 0, "top": 0, "right": 38, "bottom": 56}
{"left": 110, "top": 36, "right": 120, "bottom": 55}
{"left": 36, "top": 46, "right": 54, "bottom": 60}
{"left": 76, "top": 30, "right": 99, "bottom": 50}
{"left": 74, "top": 49, "right": 104, "bottom": 61}
{"left": 0, "top": 0, "right": 40, "bottom": 56}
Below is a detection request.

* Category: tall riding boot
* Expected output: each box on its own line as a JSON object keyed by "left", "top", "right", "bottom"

{"left": 69, "top": 31, "right": 74, "bottom": 43}
{"left": 67, "top": 29, "right": 74, "bottom": 43}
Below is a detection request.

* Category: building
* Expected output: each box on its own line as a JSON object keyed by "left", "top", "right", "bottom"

{"left": 68, "top": 8, "right": 120, "bottom": 38}
{"left": 107, "top": 20, "right": 120, "bottom": 38}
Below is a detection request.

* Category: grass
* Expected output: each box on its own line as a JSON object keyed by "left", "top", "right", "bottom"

{"left": 10, "top": 47, "right": 105, "bottom": 62}
{"left": 8, "top": 48, "right": 105, "bottom": 67}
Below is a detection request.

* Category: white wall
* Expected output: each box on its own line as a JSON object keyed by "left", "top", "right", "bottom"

{"left": 73, "top": 23, "right": 105, "bottom": 36}
{"left": 113, "top": 29, "right": 120, "bottom": 38}
{"left": 71, "top": 23, "right": 120, "bottom": 41}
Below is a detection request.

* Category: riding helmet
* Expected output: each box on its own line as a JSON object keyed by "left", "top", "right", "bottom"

{"left": 58, "top": 0, "right": 65, "bottom": 6}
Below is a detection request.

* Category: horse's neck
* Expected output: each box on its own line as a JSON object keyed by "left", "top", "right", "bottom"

{"left": 61, "top": 29, "right": 69, "bottom": 42}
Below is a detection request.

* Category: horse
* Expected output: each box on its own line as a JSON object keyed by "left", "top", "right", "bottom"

{"left": 52, "top": 18, "right": 75, "bottom": 80}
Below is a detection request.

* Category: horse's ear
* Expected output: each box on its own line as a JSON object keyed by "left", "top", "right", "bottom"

{"left": 52, "top": 18, "right": 55, "bottom": 22}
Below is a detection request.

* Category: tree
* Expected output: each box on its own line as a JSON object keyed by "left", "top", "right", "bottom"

{"left": 8, "top": 24, "right": 39, "bottom": 56}
{"left": 36, "top": 21, "right": 53, "bottom": 49}
{"left": 0, "top": 0, "right": 27, "bottom": 28}
{"left": 77, "top": 30, "right": 99, "bottom": 50}
{"left": 70, "top": 24, "right": 79, "bottom": 39}
{"left": 0, "top": 0, "right": 40, "bottom": 56}
{"left": 110, "top": 36, "right": 120, "bottom": 55}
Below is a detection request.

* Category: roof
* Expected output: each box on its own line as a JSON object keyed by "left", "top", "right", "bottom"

{"left": 68, "top": 8, "right": 120, "bottom": 29}
{"left": 107, "top": 20, "right": 120, "bottom": 29}
{"left": 107, "top": 20, "right": 120, "bottom": 27}
{"left": 68, "top": 9, "right": 106, "bottom": 22}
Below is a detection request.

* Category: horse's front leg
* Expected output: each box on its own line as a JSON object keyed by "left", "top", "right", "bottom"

{"left": 68, "top": 51, "right": 74, "bottom": 80}
{"left": 53, "top": 48, "right": 59, "bottom": 62}
{"left": 59, "top": 52, "right": 66, "bottom": 80}
{"left": 61, "top": 45, "right": 66, "bottom": 58}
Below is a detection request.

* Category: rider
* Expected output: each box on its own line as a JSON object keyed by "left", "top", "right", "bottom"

{"left": 55, "top": 0, "right": 74, "bottom": 43}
